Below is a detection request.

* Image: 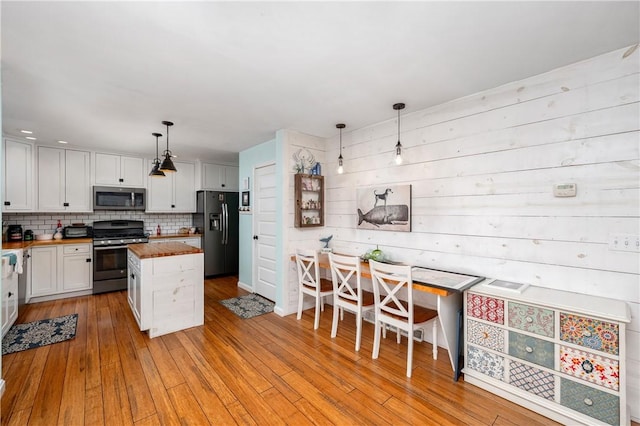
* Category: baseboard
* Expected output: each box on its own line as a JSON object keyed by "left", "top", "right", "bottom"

{"left": 237, "top": 281, "right": 252, "bottom": 292}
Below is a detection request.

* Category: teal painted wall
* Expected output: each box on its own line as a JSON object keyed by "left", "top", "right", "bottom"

{"left": 237, "top": 138, "right": 277, "bottom": 290}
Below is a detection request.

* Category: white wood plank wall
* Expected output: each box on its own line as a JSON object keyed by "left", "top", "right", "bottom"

{"left": 320, "top": 45, "right": 640, "bottom": 419}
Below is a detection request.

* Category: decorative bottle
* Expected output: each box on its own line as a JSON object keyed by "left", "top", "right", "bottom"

{"left": 54, "top": 219, "right": 63, "bottom": 240}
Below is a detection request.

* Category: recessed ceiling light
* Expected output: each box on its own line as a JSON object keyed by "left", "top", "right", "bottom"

{"left": 57, "top": 140, "right": 68, "bottom": 144}
{"left": 25, "top": 136, "right": 37, "bottom": 140}
{"left": 20, "top": 130, "right": 33, "bottom": 134}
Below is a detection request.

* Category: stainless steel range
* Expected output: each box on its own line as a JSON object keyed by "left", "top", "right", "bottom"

{"left": 92, "top": 220, "right": 148, "bottom": 294}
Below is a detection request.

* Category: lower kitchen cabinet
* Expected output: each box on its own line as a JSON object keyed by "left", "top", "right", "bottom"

{"left": 1, "top": 251, "right": 20, "bottom": 337}
{"left": 464, "top": 282, "right": 631, "bottom": 426}
{"left": 128, "top": 245, "right": 203, "bottom": 338}
{"left": 30, "top": 244, "right": 92, "bottom": 300}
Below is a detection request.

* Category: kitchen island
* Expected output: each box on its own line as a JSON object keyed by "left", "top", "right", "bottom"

{"left": 127, "top": 242, "right": 204, "bottom": 338}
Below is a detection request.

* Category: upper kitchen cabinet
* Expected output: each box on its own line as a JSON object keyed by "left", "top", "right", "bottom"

{"left": 94, "top": 153, "right": 145, "bottom": 187}
{"left": 2, "top": 138, "right": 34, "bottom": 212}
{"left": 37, "top": 146, "right": 92, "bottom": 212}
{"left": 146, "top": 160, "right": 196, "bottom": 213}
{"left": 198, "top": 162, "right": 239, "bottom": 191}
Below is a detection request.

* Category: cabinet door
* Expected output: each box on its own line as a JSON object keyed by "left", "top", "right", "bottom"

{"left": 223, "top": 166, "right": 239, "bottom": 191}
{"left": 146, "top": 160, "right": 173, "bottom": 211}
{"left": 202, "top": 163, "right": 224, "bottom": 190}
{"left": 61, "top": 247, "right": 92, "bottom": 292}
{"left": 3, "top": 139, "right": 34, "bottom": 211}
{"left": 94, "top": 153, "right": 121, "bottom": 186}
{"left": 1, "top": 276, "right": 18, "bottom": 337}
{"left": 65, "top": 149, "right": 92, "bottom": 211}
{"left": 30, "top": 246, "right": 58, "bottom": 297}
{"left": 120, "top": 156, "right": 145, "bottom": 187}
{"left": 37, "top": 146, "right": 66, "bottom": 211}
{"left": 173, "top": 161, "right": 196, "bottom": 212}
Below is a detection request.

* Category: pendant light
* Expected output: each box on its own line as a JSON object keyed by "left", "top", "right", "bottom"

{"left": 336, "top": 123, "right": 345, "bottom": 174}
{"left": 149, "top": 132, "right": 166, "bottom": 177}
{"left": 393, "top": 103, "right": 405, "bottom": 165}
{"left": 159, "top": 120, "right": 177, "bottom": 173}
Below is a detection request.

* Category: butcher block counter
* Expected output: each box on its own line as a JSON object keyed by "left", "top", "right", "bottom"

{"left": 128, "top": 241, "right": 202, "bottom": 259}
{"left": 127, "top": 242, "right": 204, "bottom": 338}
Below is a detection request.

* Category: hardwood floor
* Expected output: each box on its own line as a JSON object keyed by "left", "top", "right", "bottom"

{"left": 0, "top": 277, "right": 585, "bottom": 425}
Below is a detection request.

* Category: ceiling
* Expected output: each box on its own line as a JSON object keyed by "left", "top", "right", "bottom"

{"left": 2, "top": 2, "right": 639, "bottom": 164}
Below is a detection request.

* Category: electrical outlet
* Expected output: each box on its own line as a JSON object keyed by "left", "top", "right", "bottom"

{"left": 608, "top": 234, "right": 640, "bottom": 252}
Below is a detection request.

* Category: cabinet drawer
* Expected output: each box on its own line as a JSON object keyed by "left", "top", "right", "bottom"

{"left": 560, "top": 312, "right": 619, "bottom": 355}
{"left": 560, "top": 345, "right": 619, "bottom": 391}
{"left": 509, "top": 360, "right": 555, "bottom": 401}
{"left": 467, "top": 345, "right": 505, "bottom": 381}
{"left": 508, "top": 331, "right": 554, "bottom": 369}
{"left": 508, "top": 301, "right": 554, "bottom": 338}
{"left": 467, "top": 293, "right": 504, "bottom": 324}
{"left": 560, "top": 378, "right": 619, "bottom": 425}
{"left": 63, "top": 245, "right": 90, "bottom": 255}
{"left": 467, "top": 320, "right": 504, "bottom": 352}
{"left": 152, "top": 255, "right": 196, "bottom": 275}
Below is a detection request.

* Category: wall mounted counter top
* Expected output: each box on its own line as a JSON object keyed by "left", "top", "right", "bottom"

{"left": 128, "top": 242, "right": 202, "bottom": 259}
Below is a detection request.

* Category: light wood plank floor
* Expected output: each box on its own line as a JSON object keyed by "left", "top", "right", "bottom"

{"left": 0, "top": 276, "right": 620, "bottom": 425}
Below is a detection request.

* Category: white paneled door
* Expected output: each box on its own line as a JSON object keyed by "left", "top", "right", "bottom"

{"left": 253, "top": 163, "right": 277, "bottom": 302}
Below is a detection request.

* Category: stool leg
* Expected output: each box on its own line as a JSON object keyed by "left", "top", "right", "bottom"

{"left": 432, "top": 320, "right": 438, "bottom": 360}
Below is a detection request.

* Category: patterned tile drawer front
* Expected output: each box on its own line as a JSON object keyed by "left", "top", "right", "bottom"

{"left": 508, "top": 331, "right": 554, "bottom": 369}
{"left": 560, "top": 378, "right": 619, "bottom": 425}
{"left": 508, "top": 302, "right": 554, "bottom": 337}
{"left": 509, "top": 360, "right": 555, "bottom": 401}
{"left": 560, "top": 312, "right": 619, "bottom": 355}
{"left": 467, "top": 320, "right": 505, "bottom": 352}
{"left": 467, "top": 293, "right": 504, "bottom": 324}
{"left": 467, "top": 345, "right": 505, "bottom": 380}
{"left": 560, "top": 345, "right": 619, "bottom": 391}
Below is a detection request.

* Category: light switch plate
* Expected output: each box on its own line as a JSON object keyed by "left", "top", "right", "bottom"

{"left": 608, "top": 234, "right": 640, "bottom": 252}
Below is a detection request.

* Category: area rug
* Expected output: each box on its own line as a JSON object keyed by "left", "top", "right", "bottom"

{"left": 220, "top": 294, "right": 275, "bottom": 319}
{"left": 2, "top": 313, "right": 78, "bottom": 355}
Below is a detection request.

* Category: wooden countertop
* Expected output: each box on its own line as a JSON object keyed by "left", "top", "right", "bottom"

{"left": 149, "top": 233, "right": 200, "bottom": 240}
{"left": 2, "top": 238, "right": 93, "bottom": 250}
{"left": 128, "top": 242, "right": 203, "bottom": 259}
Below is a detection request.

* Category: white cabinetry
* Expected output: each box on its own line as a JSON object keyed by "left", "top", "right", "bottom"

{"left": 1, "top": 250, "right": 21, "bottom": 337}
{"left": 464, "top": 282, "right": 631, "bottom": 426}
{"left": 94, "top": 153, "right": 145, "bottom": 187}
{"left": 30, "top": 244, "right": 92, "bottom": 300}
{"left": 199, "top": 162, "right": 238, "bottom": 191}
{"left": 127, "top": 252, "right": 142, "bottom": 327}
{"left": 128, "top": 248, "right": 204, "bottom": 338}
{"left": 37, "top": 147, "right": 92, "bottom": 212}
{"left": 2, "top": 138, "right": 34, "bottom": 211}
{"left": 146, "top": 161, "right": 196, "bottom": 212}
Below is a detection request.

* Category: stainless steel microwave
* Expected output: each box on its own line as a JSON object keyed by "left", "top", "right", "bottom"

{"left": 93, "top": 186, "right": 146, "bottom": 211}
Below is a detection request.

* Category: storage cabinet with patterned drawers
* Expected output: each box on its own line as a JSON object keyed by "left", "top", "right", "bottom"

{"left": 464, "top": 282, "right": 631, "bottom": 426}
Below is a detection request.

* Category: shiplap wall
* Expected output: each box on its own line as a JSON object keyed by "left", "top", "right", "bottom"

{"left": 319, "top": 45, "right": 639, "bottom": 418}
{"left": 278, "top": 46, "right": 638, "bottom": 418}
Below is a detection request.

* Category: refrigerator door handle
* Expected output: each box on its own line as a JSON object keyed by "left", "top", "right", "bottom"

{"left": 223, "top": 203, "right": 228, "bottom": 245}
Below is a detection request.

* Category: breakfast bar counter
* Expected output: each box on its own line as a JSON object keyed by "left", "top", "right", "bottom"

{"left": 127, "top": 242, "right": 204, "bottom": 338}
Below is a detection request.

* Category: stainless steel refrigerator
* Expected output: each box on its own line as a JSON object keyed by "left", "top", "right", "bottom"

{"left": 193, "top": 191, "right": 239, "bottom": 276}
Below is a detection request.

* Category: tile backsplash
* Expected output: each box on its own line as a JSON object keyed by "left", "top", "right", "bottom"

{"left": 3, "top": 211, "right": 193, "bottom": 238}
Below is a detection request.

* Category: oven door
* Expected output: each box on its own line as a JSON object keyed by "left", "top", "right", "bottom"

{"left": 93, "top": 245, "right": 128, "bottom": 281}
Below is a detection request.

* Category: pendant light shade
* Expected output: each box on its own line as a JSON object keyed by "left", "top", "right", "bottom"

{"left": 336, "top": 123, "right": 345, "bottom": 174}
{"left": 393, "top": 103, "right": 405, "bottom": 165}
{"left": 149, "top": 132, "right": 166, "bottom": 177}
{"left": 159, "top": 120, "right": 177, "bottom": 173}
